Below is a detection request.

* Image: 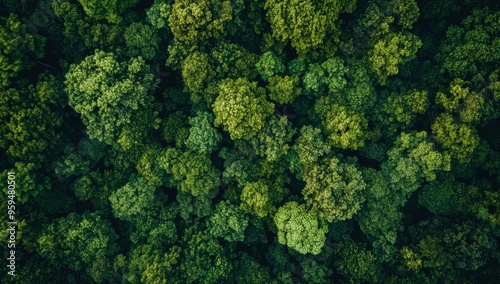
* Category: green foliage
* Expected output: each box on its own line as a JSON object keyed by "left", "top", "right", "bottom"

{"left": 207, "top": 200, "right": 249, "bottom": 242}
{"left": 160, "top": 148, "right": 220, "bottom": 196}
{"left": 185, "top": 111, "right": 222, "bottom": 154}
{"left": 146, "top": 0, "right": 172, "bottom": 29}
{"left": 380, "top": 89, "right": 429, "bottom": 132}
{"left": 124, "top": 244, "right": 181, "bottom": 284}
{"left": 249, "top": 115, "right": 295, "bottom": 162}
{"left": 182, "top": 51, "right": 215, "bottom": 103}
{"left": 287, "top": 58, "right": 306, "bottom": 77}
{"left": 302, "top": 156, "right": 366, "bottom": 222}
{"left": 136, "top": 145, "right": 167, "bottom": 187}
{"left": 438, "top": 8, "right": 500, "bottom": 80}
{"left": 383, "top": 131, "right": 451, "bottom": 199}
{"left": 65, "top": 50, "right": 161, "bottom": 150}
{"left": 368, "top": 32, "right": 422, "bottom": 85}
{"left": 315, "top": 97, "right": 368, "bottom": 150}
{"left": 1, "top": 76, "right": 63, "bottom": 165}
{"left": 181, "top": 225, "right": 233, "bottom": 283}
{"left": 301, "top": 258, "right": 333, "bottom": 284}
{"left": 431, "top": 113, "right": 479, "bottom": 163}
{"left": 210, "top": 42, "right": 258, "bottom": 80}
{"left": 356, "top": 168, "right": 402, "bottom": 244}
{"left": 167, "top": 0, "right": 237, "bottom": 67}
{"left": 402, "top": 219, "right": 498, "bottom": 282}
{"left": 436, "top": 79, "right": 484, "bottom": 123}
{"left": 264, "top": 0, "right": 354, "bottom": 57}
{"left": 334, "top": 238, "right": 380, "bottom": 283}
{"left": 161, "top": 110, "right": 188, "bottom": 145}
{"left": 213, "top": 78, "right": 274, "bottom": 140}
{"left": 302, "top": 57, "right": 348, "bottom": 96}
{"left": 240, "top": 180, "right": 273, "bottom": 218}
{"left": 124, "top": 23, "right": 159, "bottom": 60}
{"left": 274, "top": 201, "right": 328, "bottom": 255}
{"left": 109, "top": 174, "right": 156, "bottom": 223}
{"left": 76, "top": 0, "right": 138, "bottom": 23}
{"left": 0, "top": 13, "right": 45, "bottom": 88}
{"left": 267, "top": 75, "right": 301, "bottom": 104}
{"left": 293, "top": 125, "right": 331, "bottom": 170}
{"left": 234, "top": 253, "right": 275, "bottom": 284}
{"left": 1, "top": 162, "right": 50, "bottom": 203}
{"left": 37, "top": 212, "right": 119, "bottom": 282}
{"left": 51, "top": 0, "right": 124, "bottom": 58}
{"left": 2, "top": 2, "right": 499, "bottom": 283}
{"left": 255, "top": 51, "right": 285, "bottom": 80}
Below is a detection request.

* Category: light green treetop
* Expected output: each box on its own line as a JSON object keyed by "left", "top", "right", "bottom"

{"left": 213, "top": 78, "right": 274, "bottom": 140}
{"left": 274, "top": 201, "right": 328, "bottom": 255}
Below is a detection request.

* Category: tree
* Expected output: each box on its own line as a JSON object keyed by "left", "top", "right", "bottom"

{"left": 352, "top": 0, "right": 422, "bottom": 85}
{"left": 300, "top": 258, "right": 333, "bottom": 284}
{"left": 146, "top": 0, "right": 172, "bottom": 29}
{"left": 437, "top": 8, "right": 500, "bottom": 80}
{"left": 0, "top": 13, "right": 45, "bottom": 89}
{"left": 181, "top": 51, "right": 216, "bottom": 104}
{"left": 382, "top": 131, "right": 451, "bottom": 201}
{"left": 213, "top": 78, "right": 274, "bottom": 140}
{"left": 124, "top": 23, "right": 159, "bottom": 60}
{"left": 274, "top": 201, "right": 328, "bottom": 255}
{"left": 210, "top": 42, "right": 258, "bottom": 80}
{"left": 123, "top": 244, "right": 181, "bottom": 284}
{"left": 1, "top": 162, "right": 50, "bottom": 203}
{"left": 109, "top": 174, "right": 156, "bottom": 223}
{"left": 160, "top": 148, "right": 220, "bottom": 197}
{"left": 76, "top": 0, "right": 138, "bottom": 23}
{"left": 1, "top": 75, "right": 64, "bottom": 166}
{"left": 234, "top": 253, "right": 276, "bottom": 284}
{"left": 315, "top": 97, "right": 368, "bottom": 150}
{"left": 341, "top": 60, "right": 377, "bottom": 112}
{"left": 240, "top": 180, "right": 273, "bottom": 218}
{"left": 65, "top": 50, "right": 161, "bottom": 150}
{"left": 436, "top": 79, "right": 484, "bottom": 124}
{"left": 302, "top": 57, "right": 348, "bottom": 96}
{"left": 402, "top": 219, "right": 498, "bottom": 282}
{"left": 181, "top": 224, "right": 233, "bottom": 283}
{"left": 161, "top": 110, "right": 189, "bottom": 146}
{"left": 264, "top": 0, "right": 356, "bottom": 57}
{"left": 255, "top": 51, "right": 285, "bottom": 81}
{"left": 293, "top": 125, "right": 331, "bottom": 170}
{"left": 302, "top": 156, "right": 366, "bottom": 222}
{"left": 431, "top": 113, "right": 479, "bottom": 163}
{"left": 356, "top": 168, "right": 403, "bottom": 244}
{"left": 379, "top": 89, "right": 429, "bottom": 134}
{"left": 37, "top": 211, "right": 119, "bottom": 283}
{"left": 334, "top": 238, "right": 380, "bottom": 283}
{"left": 219, "top": 146, "right": 262, "bottom": 186}
{"left": 167, "top": 0, "right": 237, "bottom": 67}
{"left": 368, "top": 32, "right": 422, "bottom": 85}
{"left": 267, "top": 75, "right": 301, "bottom": 104}
{"left": 249, "top": 115, "right": 295, "bottom": 162}
{"left": 207, "top": 200, "right": 249, "bottom": 242}
{"left": 51, "top": 0, "right": 126, "bottom": 59}
{"left": 185, "top": 111, "right": 222, "bottom": 154}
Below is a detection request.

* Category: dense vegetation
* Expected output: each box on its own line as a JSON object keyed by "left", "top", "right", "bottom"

{"left": 1, "top": 0, "right": 500, "bottom": 283}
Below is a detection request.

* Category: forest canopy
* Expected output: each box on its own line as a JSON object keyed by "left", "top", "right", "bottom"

{"left": 1, "top": 0, "right": 499, "bottom": 283}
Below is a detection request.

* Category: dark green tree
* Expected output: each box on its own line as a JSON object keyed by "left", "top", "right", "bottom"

{"left": 37, "top": 212, "right": 119, "bottom": 283}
